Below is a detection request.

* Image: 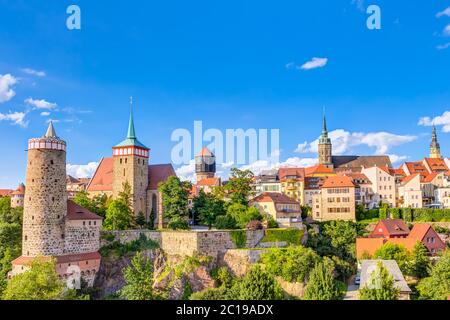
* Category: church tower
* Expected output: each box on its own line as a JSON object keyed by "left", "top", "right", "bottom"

{"left": 429, "top": 125, "right": 442, "bottom": 159}
{"left": 112, "top": 98, "right": 150, "bottom": 216}
{"left": 195, "top": 147, "right": 216, "bottom": 181}
{"left": 318, "top": 113, "right": 333, "bottom": 168}
{"left": 22, "top": 122, "right": 67, "bottom": 257}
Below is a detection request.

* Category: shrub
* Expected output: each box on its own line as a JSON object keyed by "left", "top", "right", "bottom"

{"left": 262, "top": 228, "right": 303, "bottom": 245}
{"left": 214, "top": 215, "right": 237, "bottom": 230}
{"left": 230, "top": 230, "right": 247, "bottom": 248}
{"left": 168, "top": 217, "right": 189, "bottom": 230}
{"left": 190, "top": 287, "right": 227, "bottom": 300}
{"left": 390, "top": 208, "right": 401, "bottom": 219}
{"left": 265, "top": 215, "right": 279, "bottom": 229}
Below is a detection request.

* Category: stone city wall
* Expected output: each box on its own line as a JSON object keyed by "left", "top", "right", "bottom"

{"left": 101, "top": 229, "right": 265, "bottom": 258}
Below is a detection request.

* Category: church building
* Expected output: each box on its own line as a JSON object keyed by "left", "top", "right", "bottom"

{"left": 87, "top": 99, "right": 176, "bottom": 228}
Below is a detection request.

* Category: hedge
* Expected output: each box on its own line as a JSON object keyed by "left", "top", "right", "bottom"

{"left": 261, "top": 228, "right": 304, "bottom": 245}
{"left": 357, "top": 207, "right": 450, "bottom": 223}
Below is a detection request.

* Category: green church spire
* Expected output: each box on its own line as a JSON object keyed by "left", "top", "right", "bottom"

{"left": 114, "top": 97, "right": 149, "bottom": 149}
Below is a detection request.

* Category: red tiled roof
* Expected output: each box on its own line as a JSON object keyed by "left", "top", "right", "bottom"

{"left": 148, "top": 164, "right": 176, "bottom": 190}
{"left": 279, "top": 167, "right": 305, "bottom": 181}
{"left": 390, "top": 168, "right": 406, "bottom": 177}
{"left": 12, "top": 252, "right": 101, "bottom": 266}
{"left": 424, "top": 158, "right": 449, "bottom": 172}
{"left": 0, "top": 189, "right": 13, "bottom": 197}
{"left": 305, "top": 164, "right": 334, "bottom": 176}
{"left": 197, "top": 177, "right": 221, "bottom": 187}
{"left": 11, "top": 184, "right": 25, "bottom": 196}
{"left": 252, "top": 192, "right": 299, "bottom": 204}
{"left": 422, "top": 172, "right": 439, "bottom": 183}
{"left": 404, "top": 162, "right": 428, "bottom": 178}
{"left": 379, "top": 219, "right": 410, "bottom": 236}
{"left": 338, "top": 172, "right": 370, "bottom": 183}
{"left": 87, "top": 157, "right": 113, "bottom": 192}
{"left": 87, "top": 157, "right": 176, "bottom": 192}
{"left": 67, "top": 200, "right": 102, "bottom": 221}
{"left": 321, "top": 175, "right": 355, "bottom": 188}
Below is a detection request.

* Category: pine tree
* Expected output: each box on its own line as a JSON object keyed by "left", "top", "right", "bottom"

{"left": 359, "top": 262, "right": 400, "bottom": 300}
{"left": 303, "top": 262, "right": 341, "bottom": 300}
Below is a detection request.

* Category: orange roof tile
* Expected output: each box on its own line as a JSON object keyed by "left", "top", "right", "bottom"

{"left": 408, "top": 224, "right": 432, "bottom": 241}
{"left": 197, "top": 177, "right": 221, "bottom": 187}
{"left": 305, "top": 164, "right": 334, "bottom": 176}
{"left": 422, "top": 172, "right": 439, "bottom": 183}
{"left": 321, "top": 175, "right": 355, "bottom": 188}
{"left": 0, "top": 189, "right": 13, "bottom": 197}
{"left": 279, "top": 167, "right": 305, "bottom": 181}
{"left": 424, "top": 158, "right": 449, "bottom": 172}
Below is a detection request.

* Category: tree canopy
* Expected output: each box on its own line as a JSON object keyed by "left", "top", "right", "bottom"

{"left": 359, "top": 262, "right": 400, "bottom": 300}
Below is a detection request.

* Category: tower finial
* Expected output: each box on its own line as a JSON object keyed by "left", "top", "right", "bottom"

{"left": 127, "top": 97, "right": 136, "bottom": 139}
{"left": 44, "top": 121, "right": 58, "bottom": 139}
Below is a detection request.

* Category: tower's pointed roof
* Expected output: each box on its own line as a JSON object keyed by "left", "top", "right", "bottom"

{"left": 115, "top": 97, "right": 149, "bottom": 149}
{"left": 197, "top": 147, "right": 215, "bottom": 157}
{"left": 431, "top": 125, "right": 440, "bottom": 148}
{"left": 319, "top": 108, "right": 331, "bottom": 144}
{"left": 44, "top": 121, "right": 59, "bottom": 139}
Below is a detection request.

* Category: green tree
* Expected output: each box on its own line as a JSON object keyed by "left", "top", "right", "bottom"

{"left": 214, "top": 215, "right": 237, "bottom": 230}
{"left": 221, "top": 168, "right": 255, "bottom": 205}
{"left": 158, "top": 176, "right": 191, "bottom": 228}
{"left": 227, "top": 203, "right": 263, "bottom": 229}
{"left": 2, "top": 258, "right": 66, "bottom": 300}
{"left": 417, "top": 249, "right": 450, "bottom": 300}
{"left": 226, "top": 265, "right": 283, "bottom": 300}
{"left": 261, "top": 246, "right": 321, "bottom": 283}
{"left": 135, "top": 212, "right": 146, "bottom": 229}
{"left": 118, "top": 182, "right": 133, "bottom": 211}
{"left": 73, "top": 191, "right": 109, "bottom": 218}
{"left": 194, "top": 191, "right": 226, "bottom": 229}
{"left": 373, "top": 243, "right": 409, "bottom": 274}
{"left": 120, "top": 252, "right": 158, "bottom": 300}
{"left": 359, "top": 262, "right": 400, "bottom": 300}
{"left": 104, "top": 200, "right": 133, "bottom": 231}
{"left": 408, "top": 241, "right": 430, "bottom": 279}
{"left": 303, "top": 262, "right": 342, "bottom": 300}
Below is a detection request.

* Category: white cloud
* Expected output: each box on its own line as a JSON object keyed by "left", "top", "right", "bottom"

{"left": 25, "top": 97, "right": 57, "bottom": 110}
{"left": 0, "top": 111, "right": 27, "bottom": 127}
{"left": 66, "top": 162, "right": 99, "bottom": 179}
{"left": 300, "top": 57, "right": 328, "bottom": 70}
{"left": 175, "top": 160, "right": 196, "bottom": 182}
{"left": 0, "top": 74, "right": 18, "bottom": 103}
{"left": 436, "top": 7, "right": 450, "bottom": 18}
{"left": 444, "top": 24, "right": 450, "bottom": 37}
{"left": 437, "top": 42, "right": 450, "bottom": 50}
{"left": 40, "top": 112, "right": 50, "bottom": 116}
{"left": 388, "top": 154, "right": 408, "bottom": 164}
{"left": 418, "top": 111, "right": 450, "bottom": 132}
{"left": 296, "top": 129, "right": 416, "bottom": 155}
{"left": 20, "top": 68, "right": 46, "bottom": 77}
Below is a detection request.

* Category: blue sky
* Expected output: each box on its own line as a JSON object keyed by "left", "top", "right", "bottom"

{"left": 0, "top": 0, "right": 450, "bottom": 187}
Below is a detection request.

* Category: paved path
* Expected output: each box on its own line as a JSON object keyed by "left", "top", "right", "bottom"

{"left": 344, "top": 285, "right": 359, "bottom": 300}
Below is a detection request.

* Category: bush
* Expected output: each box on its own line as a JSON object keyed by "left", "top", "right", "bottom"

{"left": 190, "top": 287, "right": 227, "bottom": 300}
{"left": 246, "top": 220, "right": 263, "bottom": 230}
{"left": 214, "top": 215, "right": 237, "bottom": 230}
{"left": 390, "top": 208, "right": 401, "bottom": 219}
{"left": 230, "top": 230, "right": 247, "bottom": 248}
{"left": 262, "top": 228, "right": 303, "bottom": 245}
{"left": 261, "top": 246, "right": 321, "bottom": 283}
{"left": 265, "top": 216, "right": 279, "bottom": 229}
{"left": 100, "top": 233, "right": 159, "bottom": 257}
{"left": 168, "top": 217, "right": 190, "bottom": 230}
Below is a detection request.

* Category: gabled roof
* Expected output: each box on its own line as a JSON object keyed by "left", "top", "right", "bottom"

{"left": 360, "top": 260, "right": 411, "bottom": 293}
{"left": 421, "top": 172, "right": 439, "bottom": 183}
{"left": 0, "top": 189, "right": 13, "bottom": 197}
{"left": 197, "top": 177, "right": 221, "bottom": 187}
{"left": 87, "top": 157, "right": 114, "bottom": 192}
{"left": 252, "top": 192, "right": 299, "bottom": 204}
{"left": 378, "top": 219, "right": 410, "bottom": 236}
{"left": 148, "top": 164, "right": 176, "bottom": 190}
{"left": 279, "top": 167, "right": 305, "bottom": 181}
{"left": 67, "top": 200, "right": 103, "bottom": 221}
{"left": 400, "top": 173, "right": 421, "bottom": 186}
{"left": 305, "top": 164, "right": 334, "bottom": 176}
{"left": 321, "top": 175, "right": 355, "bottom": 188}
{"left": 404, "top": 161, "right": 428, "bottom": 178}
{"left": 332, "top": 155, "right": 392, "bottom": 170}
{"left": 423, "top": 158, "right": 449, "bottom": 173}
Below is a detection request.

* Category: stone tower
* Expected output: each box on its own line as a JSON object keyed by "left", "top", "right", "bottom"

{"left": 112, "top": 98, "right": 150, "bottom": 216}
{"left": 22, "top": 122, "right": 67, "bottom": 257}
{"left": 318, "top": 113, "right": 333, "bottom": 169}
{"left": 429, "top": 125, "right": 442, "bottom": 159}
{"left": 195, "top": 147, "right": 216, "bottom": 181}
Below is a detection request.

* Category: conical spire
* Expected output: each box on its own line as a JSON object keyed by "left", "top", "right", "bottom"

{"left": 44, "top": 121, "right": 58, "bottom": 139}
{"left": 127, "top": 96, "right": 136, "bottom": 139}
{"left": 430, "top": 125, "right": 442, "bottom": 159}
{"left": 322, "top": 106, "right": 328, "bottom": 137}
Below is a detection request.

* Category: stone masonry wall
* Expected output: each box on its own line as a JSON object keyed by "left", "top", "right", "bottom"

{"left": 64, "top": 220, "right": 101, "bottom": 254}
{"left": 101, "top": 229, "right": 265, "bottom": 258}
{"left": 23, "top": 147, "right": 67, "bottom": 257}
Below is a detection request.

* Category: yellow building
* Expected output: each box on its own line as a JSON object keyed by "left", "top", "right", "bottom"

{"left": 279, "top": 168, "right": 305, "bottom": 205}
{"left": 251, "top": 192, "right": 302, "bottom": 228}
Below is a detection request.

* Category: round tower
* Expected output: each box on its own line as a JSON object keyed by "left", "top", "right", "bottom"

{"left": 22, "top": 122, "right": 67, "bottom": 257}
{"left": 195, "top": 147, "right": 216, "bottom": 181}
